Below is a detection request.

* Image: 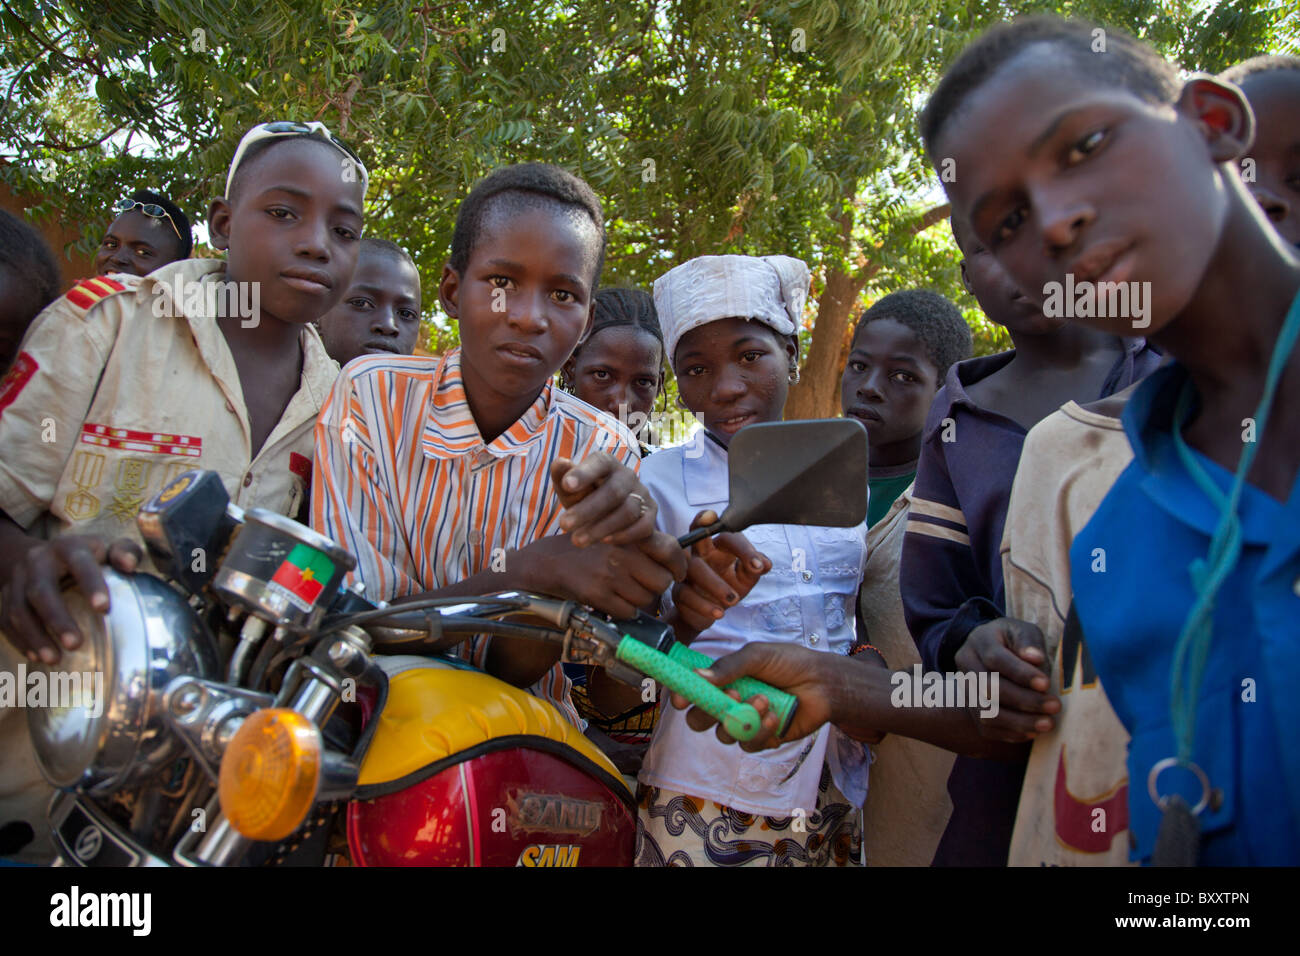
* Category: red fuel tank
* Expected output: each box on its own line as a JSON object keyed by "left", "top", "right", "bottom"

{"left": 344, "top": 655, "right": 637, "bottom": 867}
{"left": 346, "top": 745, "right": 635, "bottom": 866}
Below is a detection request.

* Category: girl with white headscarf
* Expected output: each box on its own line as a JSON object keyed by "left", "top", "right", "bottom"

{"left": 634, "top": 254, "right": 871, "bottom": 867}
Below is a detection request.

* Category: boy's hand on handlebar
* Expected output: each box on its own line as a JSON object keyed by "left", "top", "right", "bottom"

{"left": 671, "top": 643, "right": 836, "bottom": 752}
{"left": 671, "top": 511, "right": 770, "bottom": 633}
{"left": 523, "top": 533, "right": 683, "bottom": 619}
{"left": 551, "top": 455, "right": 657, "bottom": 547}
{"left": 0, "top": 534, "right": 142, "bottom": 665}
{"left": 954, "top": 616, "right": 1059, "bottom": 743}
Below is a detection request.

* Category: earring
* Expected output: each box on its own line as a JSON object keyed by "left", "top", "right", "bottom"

{"left": 788, "top": 367, "right": 801, "bottom": 385}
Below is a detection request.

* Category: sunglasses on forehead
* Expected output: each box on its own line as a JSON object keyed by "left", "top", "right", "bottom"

{"left": 112, "top": 198, "right": 184, "bottom": 243}
{"left": 224, "top": 121, "right": 369, "bottom": 198}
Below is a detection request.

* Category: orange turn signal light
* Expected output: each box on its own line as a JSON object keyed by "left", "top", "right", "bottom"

{"left": 219, "top": 708, "right": 321, "bottom": 842}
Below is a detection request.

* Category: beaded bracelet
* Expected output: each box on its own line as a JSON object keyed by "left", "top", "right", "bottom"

{"left": 850, "top": 643, "right": 886, "bottom": 667}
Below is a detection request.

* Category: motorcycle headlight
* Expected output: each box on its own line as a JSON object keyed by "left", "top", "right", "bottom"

{"left": 27, "top": 568, "right": 217, "bottom": 792}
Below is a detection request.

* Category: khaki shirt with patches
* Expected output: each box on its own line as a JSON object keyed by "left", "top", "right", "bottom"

{"left": 0, "top": 258, "right": 337, "bottom": 863}
{"left": 0, "top": 257, "right": 338, "bottom": 548}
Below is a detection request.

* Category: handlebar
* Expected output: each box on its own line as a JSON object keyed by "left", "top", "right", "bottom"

{"left": 613, "top": 636, "right": 761, "bottom": 740}
{"left": 665, "top": 643, "right": 797, "bottom": 735}
{"left": 330, "top": 592, "right": 795, "bottom": 743}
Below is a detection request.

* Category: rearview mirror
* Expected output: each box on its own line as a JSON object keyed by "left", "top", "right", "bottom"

{"left": 677, "top": 419, "right": 867, "bottom": 547}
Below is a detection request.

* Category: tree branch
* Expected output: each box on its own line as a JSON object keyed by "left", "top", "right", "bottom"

{"left": 851, "top": 201, "right": 950, "bottom": 283}
{"left": 27, "top": 123, "right": 127, "bottom": 152}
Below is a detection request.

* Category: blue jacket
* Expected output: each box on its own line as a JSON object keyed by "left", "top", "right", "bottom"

{"left": 1071, "top": 363, "right": 1300, "bottom": 865}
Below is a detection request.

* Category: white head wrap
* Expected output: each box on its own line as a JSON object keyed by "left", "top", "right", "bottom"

{"left": 653, "top": 254, "right": 811, "bottom": 367}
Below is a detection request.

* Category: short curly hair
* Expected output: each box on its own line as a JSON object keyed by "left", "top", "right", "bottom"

{"left": 447, "top": 162, "right": 606, "bottom": 287}
{"left": 852, "top": 289, "right": 972, "bottom": 382}
{"left": 359, "top": 236, "right": 416, "bottom": 270}
{"left": 1219, "top": 54, "right": 1300, "bottom": 86}
{"left": 920, "top": 15, "right": 1181, "bottom": 158}
{"left": 0, "top": 208, "right": 61, "bottom": 310}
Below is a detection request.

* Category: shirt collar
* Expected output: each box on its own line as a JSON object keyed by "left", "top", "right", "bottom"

{"left": 423, "top": 347, "right": 552, "bottom": 460}
{"left": 924, "top": 351, "right": 1018, "bottom": 439}
{"left": 298, "top": 323, "right": 341, "bottom": 404}
{"left": 142, "top": 259, "right": 252, "bottom": 411}
{"left": 1121, "top": 361, "right": 1290, "bottom": 543}
{"left": 1120, "top": 335, "right": 1151, "bottom": 359}
{"left": 936, "top": 340, "right": 1158, "bottom": 426}
{"left": 681, "top": 429, "right": 729, "bottom": 506}
{"left": 142, "top": 258, "right": 231, "bottom": 366}
{"left": 141, "top": 258, "right": 341, "bottom": 439}
{"left": 1120, "top": 361, "right": 1185, "bottom": 473}
{"left": 944, "top": 351, "right": 1015, "bottom": 415}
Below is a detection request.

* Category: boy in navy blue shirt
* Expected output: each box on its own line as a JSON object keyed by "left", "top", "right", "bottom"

{"left": 898, "top": 211, "right": 1159, "bottom": 865}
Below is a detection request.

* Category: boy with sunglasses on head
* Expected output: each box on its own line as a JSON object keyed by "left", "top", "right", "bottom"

{"left": 0, "top": 121, "right": 360, "bottom": 862}
{"left": 92, "top": 188, "right": 193, "bottom": 278}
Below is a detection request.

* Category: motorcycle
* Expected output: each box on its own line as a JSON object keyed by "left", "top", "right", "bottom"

{"left": 27, "top": 420, "right": 866, "bottom": 866}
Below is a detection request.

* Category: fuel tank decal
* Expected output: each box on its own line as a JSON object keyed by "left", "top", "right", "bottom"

{"left": 507, "top": 790, "right": 603, "bottom": 838}
{"left": 516, "top": 844, "right": 582, "bottom": 867}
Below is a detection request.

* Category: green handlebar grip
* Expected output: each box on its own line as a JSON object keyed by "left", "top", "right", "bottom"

{"left": 615, "top": 636, "right": 761, "bottom": 741}
{"left": 666, "top": 643, "right": 798, "bottom": 735}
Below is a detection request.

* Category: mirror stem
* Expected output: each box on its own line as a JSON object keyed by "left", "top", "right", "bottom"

{"left": 677, "top": 520, "right": 727, "bottom": 549}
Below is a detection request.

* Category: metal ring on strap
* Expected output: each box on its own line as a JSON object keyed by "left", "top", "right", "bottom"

{"left": 1147, "top": 756, "right": 1211, "bottom": 816}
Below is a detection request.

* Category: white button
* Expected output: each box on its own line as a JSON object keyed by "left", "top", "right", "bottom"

{"left": 801, "top": 570, "right": 813, "bottom": 582}
{"left": 809, "top": 633, "right": 819, "bottom": 645}
{"left": 468, "top": 529, "right": 484, "bottom": 545}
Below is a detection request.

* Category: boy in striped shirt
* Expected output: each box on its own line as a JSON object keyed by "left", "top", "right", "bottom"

{"left": 312, "top": 164, "right": 693, "bottom": 725}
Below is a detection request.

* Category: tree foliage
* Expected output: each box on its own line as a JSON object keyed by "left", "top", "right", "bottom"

{"left": 1, "top": 0, "right": 1291, "bottom": 397}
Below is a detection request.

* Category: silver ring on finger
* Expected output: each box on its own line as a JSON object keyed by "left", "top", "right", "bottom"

{"left": 628, "top": 492, "right": 648, "bottom": 517}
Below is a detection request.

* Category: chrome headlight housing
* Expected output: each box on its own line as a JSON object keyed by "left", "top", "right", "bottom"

{"left": 27, "top": 569, "right": 217, "bottom": 792}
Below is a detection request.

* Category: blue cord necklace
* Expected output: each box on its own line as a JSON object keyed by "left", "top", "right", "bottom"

{"left": 1153, "top": 286, "right": 1300, "bottom": 864}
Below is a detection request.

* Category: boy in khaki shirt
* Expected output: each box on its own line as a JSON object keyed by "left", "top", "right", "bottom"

{"left": 0, "top": 121, "right": 363, "bottom": 861}
{"left": 0, "top": 259, "right": 336, "bottom": 548}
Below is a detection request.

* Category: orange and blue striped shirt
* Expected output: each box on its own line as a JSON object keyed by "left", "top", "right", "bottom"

{"left": 310, "top": 347, "right": 641, "bottom": 726}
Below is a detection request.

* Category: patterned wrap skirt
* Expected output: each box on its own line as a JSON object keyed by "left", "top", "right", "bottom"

{"left": 635, "top": 764, "right": 862, "bottom": 867}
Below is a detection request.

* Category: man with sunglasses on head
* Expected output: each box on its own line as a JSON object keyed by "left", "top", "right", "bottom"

{"left": 92, "top": 188, "right": 193, "bottom": 278}
{"left": 0, "top": 121, "right": 362, "bottom": 863}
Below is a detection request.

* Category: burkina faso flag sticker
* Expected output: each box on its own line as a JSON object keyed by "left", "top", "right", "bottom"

{"left": 268, "top": 544, "right": 334, "bottom": 612}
